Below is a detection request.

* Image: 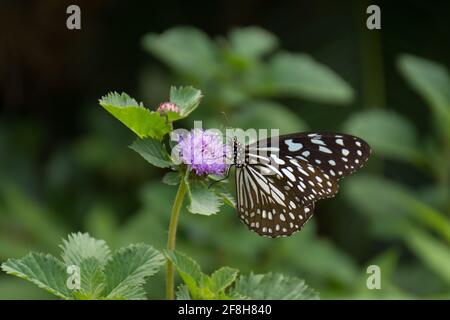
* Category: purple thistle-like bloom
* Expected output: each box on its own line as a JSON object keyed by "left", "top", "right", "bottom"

{"left": 177, "top": 129, "right": 229, "bottom": 176}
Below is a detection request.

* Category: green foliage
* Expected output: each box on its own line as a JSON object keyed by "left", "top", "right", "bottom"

{"left": 186, "top": 180, "right": 223, "bottom": 215}
{"left": 169, "top": 86, "right": 203, "bottom": 120}
{"left": 78, "top": 257, "right": 106, "bottom": 299}
{"left": 142, "top": 27, "right": 218, "bottom": 79}
{"left": 344, "top": 175, "right": 450, "bottom": 242}
{"left": 162, "top": 172, "right": 181, "bottom": 186}
{"left": 60, "top": 232, "right": 111, "bottom": 266}
{"left": 130, "top": 138, "right": 173, "bottom": 168}
{"left": 228, "top": 27, "right": 278, "bottom": 59}
{"left": 344, "top": 109, "right": 422, "bottom": 163}
{"left": 1, "top": 233, "right": 165, "bottom": 300}
{"left": 2, "top": 23, "right": 449, "bottom": 301}
{"left": 398, "top": 54, "right": 450, "bottom": 140}
{"left": 99, "top": 92, "right": 171, "bottom": 139}
{"left": 267, "top": 52, "right": 354, "bottom": 104}
{"left": 1, "top": 252, "right": 73, "bottom": 299}
{"left": 102, "top": 243, "right": 166, "bottom": 299}
{"left": 403, "top": 226, "right": 450, "bottom": 285}
{"left": 167, "top": 250, "right": 318, "bottom": 300}
{"left": 232, "top": 272, "right": 319, "bottom": 300}
{"left": 142, "top": 26, "right": 354, "bottom": 111}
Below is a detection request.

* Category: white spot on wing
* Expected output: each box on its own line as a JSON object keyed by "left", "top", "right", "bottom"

{"left": 311, "top": 139, "right": 325, "bottom": 145}
{"left": 285, "top": 139, "right": 303, "bottom": 152}
{"left": 319, "top": 146, "right": 332, "bottom": 154}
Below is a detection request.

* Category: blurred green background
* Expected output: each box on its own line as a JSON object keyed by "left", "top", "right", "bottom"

{"left": 0, "top": 0, "right": 449, "bottom": 299}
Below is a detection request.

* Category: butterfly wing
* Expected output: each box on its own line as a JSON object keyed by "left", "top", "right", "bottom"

{"left": 274, "top": 132, "right": 371, "bottom": 179}
{"left": 235, "top": 165, "right": 316, "bottom": 237}
{"left": 235, "top": 132, "right": 371, "bottom": 237}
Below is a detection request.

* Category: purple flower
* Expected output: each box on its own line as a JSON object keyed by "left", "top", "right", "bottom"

{"left": 157, "top": 102, "right": 180, "bottom": 114}
{"left": 177, "top": 129, "right": 229, "bottom": 176}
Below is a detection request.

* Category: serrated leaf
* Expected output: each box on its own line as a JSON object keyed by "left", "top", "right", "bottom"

{"left": 162, "top": 172, "right": 181, "bottom": 186}
{"left": 166, "top": 250, "right": 203, "bottom": 297}
{"left": 99, "top": 92, "right": 171, "bottom": 139}
{"left": 169, "top": 86, "right": 203, "bottom": 119}
{"left": 142, "top": 27, "right": 217, "bottom": 79}
{"left": 210, "top": 267, "right": 239, "bottom": 293}
{"left": 228, "top": 26, "right": 278, "bottom": 58}
{"left": 1, "top": 253, "right": 73, "bottom": 299}
{"left": 232, "top": 272, "right": 319, "bottom": 300}
{"left": 130, "top": 138, "right": 173, "bottom": 168}
{"left": 78, "top": 257, "right": 106, "bottom": 299}
{"left": 60, "top": 232, "right": 111, "bottom": 267}
{"left": 343, "top": 109, "right": 421, "bottom": 163}
{"left": 103, "top": 244, "right": 165, "bottom": 299}
{"left": 176, "top": 284, "right": 191, "bottom": 300}
{"left": 267, "top": 52, "right": 354, "bottom": 104}
{"left": 187, "top": 182, "right": 223, "bottom": 215}
{"left": 218, "top": 191, "right": 236, "bottom": 209}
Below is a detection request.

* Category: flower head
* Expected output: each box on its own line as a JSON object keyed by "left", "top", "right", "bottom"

{"left": 177, "top": 129, "right": 229, "bottom": 176}
{"left": 157, "top": 102, "right": 180, "bottom": 114}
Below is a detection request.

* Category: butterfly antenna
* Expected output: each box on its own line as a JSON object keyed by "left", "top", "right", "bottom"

{"left": 208, "top": 167, "right": 232, "bottom": 189}
{"left": 221, "top": 111, "right": 231, "bottom": 127}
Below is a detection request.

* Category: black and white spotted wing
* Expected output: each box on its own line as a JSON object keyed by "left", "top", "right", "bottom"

{"left": 235, "top": 165, "right": 317, "bottom": 237}
{"left": 276, "top": 133, "right": 371, "bottom": 179}
{"left": 233, "top": 132, "right": 371, "bottom": 238}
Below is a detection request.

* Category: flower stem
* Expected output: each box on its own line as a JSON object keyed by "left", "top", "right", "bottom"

{"left": 166, "top": 177, "right": 187, "bottom": 300}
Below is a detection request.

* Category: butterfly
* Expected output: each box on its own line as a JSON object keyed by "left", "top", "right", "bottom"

{"left": 231, "top": 132, "right": 371, "bottom": 238}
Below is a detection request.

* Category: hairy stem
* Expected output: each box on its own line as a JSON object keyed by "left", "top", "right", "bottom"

{"left": 166, "top": 177, "right": 187, "bottom": 300}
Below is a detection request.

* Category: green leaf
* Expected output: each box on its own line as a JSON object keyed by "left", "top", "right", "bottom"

{"left": 130, "top": 138, "right": 173, "bottom": 168}
{"left": 60, "top": 232, "right": 111, "bottom": 267}
{"left": 210, "top": 267, "right": 239, "bottom": 293}
{"left": 232, "top": 272, "right": 319, "bottom": 300}
{"left": 103, "top": 244, "right": 165, "bottom": 299}
{"left": 283, "top": 227, "right": 360, "bottom": 287}
{"left": 232, "top": 100, "right": 308, "bottom": 135}
{"left": 403, "top": 226, "right": 450, "bottom": 285}
{"left": 78, "top": 257, "right": 106, "bottom": 299}
{"left": 99, "top": 92, "right": 171, "bottom": 139}
{"left": 0, "top": 184, "right": 66, "bottom": 250}
{"left": 169, "top": 86, "right": 203, "bottom": 119}
{"left": 218, "top": 191, "right": 236, "bottom": 209}
{"left": 397, "top": 54, "right": 450, "bottom": 135}
{"left": 343, "top": 109, "right": 422, "bottom": 163}
{"left": 176, "top": 284, "right": 191, "bottom": 300}
{"left": 267, "top": 52, "right": 354, "bottom": 104}
{"left": 162, "top": 171, "right": 181, "bottom": 186}
{"left": 228, "top": 27, "right": 278, "bottom": 58}
{"left": 142, "top": 27, "right": 217, "bottom": 79}
{"left": 1, "top": 253, "right": 72, "bottom": 299}
{"left": 344, "top": 175, "right": 450, "bottom": 242}
{"left": 166, "top": 250, "right": 203, "bottom": 297}
{"left": 186, "top": 181, "right": 223, "bottom": 215}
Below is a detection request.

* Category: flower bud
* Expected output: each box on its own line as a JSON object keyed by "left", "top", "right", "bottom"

{"left": 157, "top": 102, "right": 180, "bottom": 114}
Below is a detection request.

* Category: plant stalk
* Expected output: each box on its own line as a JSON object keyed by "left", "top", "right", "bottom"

{"left": 166, "top": 177, "right": 187, "bottom": 300}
